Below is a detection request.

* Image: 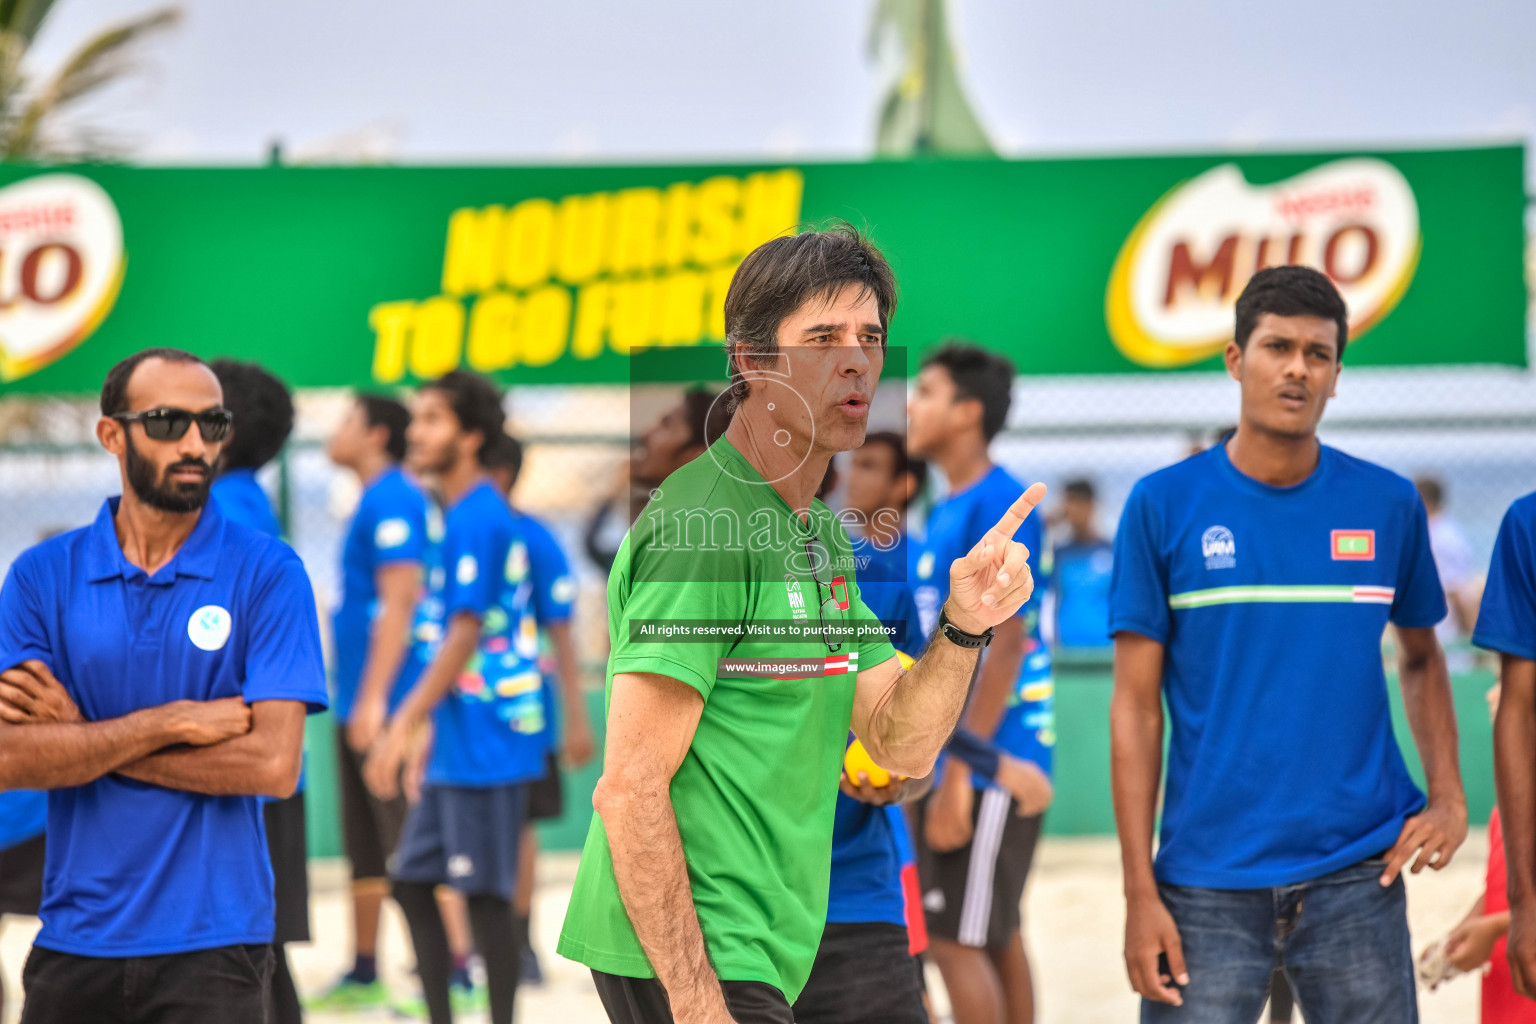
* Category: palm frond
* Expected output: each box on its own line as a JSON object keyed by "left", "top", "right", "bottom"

{"left": 0, "top": 0, "right": 54, "bottom": 47}
{"left": 7, "top": 6, "right": 180, "bottom": 158}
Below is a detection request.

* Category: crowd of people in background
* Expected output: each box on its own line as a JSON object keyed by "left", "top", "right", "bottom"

{"left": 1, "top": 228, "right": 1536, "bottom": 1024}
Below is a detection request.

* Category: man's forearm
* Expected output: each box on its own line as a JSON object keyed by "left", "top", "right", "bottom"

{"left": 1399, "top": 648, "right": 1464, "bottom": 801}
{"left": 551, "top": 623, "right": 590, "bottom": 730}
{"left": 601, "top": 787, "right": 729, "bottom": 1022}
{"left": 393, "top": 617, "right": 480, "bottom": 732}
{"left": 1110, "top": 692, "right": 1163, "bottom": 898}
{"left": 355, "top": 600, "right": 415, "bottom": 714}
{"left": 865, "top": 631, "right": 981, "bottom": 778}
{"left": 961, "top": 617, "right": 1025, "bottom": 740}
{"left": 1496, "top": 660, "right": 1536, "bottom": 905}
{"left": 0, "top": 709, "right": 186, "bottom": 789}
{"left": 117, "top": 730, "right": 296, "bottom": 798}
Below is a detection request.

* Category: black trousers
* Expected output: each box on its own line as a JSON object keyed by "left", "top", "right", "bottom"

{"left": 793, "top": 922, "right": 927, "bottom": 1024}
{"left": 591, "top": 970, "right": 793, "bottom": 1024}
{"left": 19, "top": 944, "right": 272, "bottom": 1024}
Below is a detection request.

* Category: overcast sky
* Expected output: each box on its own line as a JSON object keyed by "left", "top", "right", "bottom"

{"left": 26, "top": 0, "right": 1536, "bottom": 181}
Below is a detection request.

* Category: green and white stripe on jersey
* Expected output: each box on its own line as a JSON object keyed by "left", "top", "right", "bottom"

{"left": 1168, "top": 584, "right": 1395, "bottom": 610}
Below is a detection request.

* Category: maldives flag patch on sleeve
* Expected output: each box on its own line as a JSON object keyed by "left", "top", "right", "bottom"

{"left": 1331, "top": 530, "right": 1376, "bottom": 561}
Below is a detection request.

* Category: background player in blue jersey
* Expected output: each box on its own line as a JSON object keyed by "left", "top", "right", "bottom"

{"left": 906, "top": 344, "right": 1055, "bottom": 1024}
{"left": 0, "top": 789, "right": 44, "bottom": 1020}
{"left": 0, "top": 347, "right": 326, "bottom": 1024}
{"left": 363, "top": 371, "right": 533, "bottom": 1024}
{"left": 1480, "top": 492, "right": 1536, "bottom": 998}
{"left": 1110, "top": 266, "right": 1466, "bottom": 1023}
{"left": 791, "top": 432, "right": 931, "bottom": 1024}
{"left": 1048, "top": 479, "right": 1114, "bottom": 650}
{"left": 208, "top": 357, "right": 310, "bottom": 1024}
{"left": 309, "top": 393, "right": 430, "bottom": 1011}
{"left": 484, "top": 431, "right": 596, "bottom": 985}
{"left": 208, "top": 359, "right": 292, "bottom": 539}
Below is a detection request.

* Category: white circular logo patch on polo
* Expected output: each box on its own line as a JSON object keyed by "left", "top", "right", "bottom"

{"left": 188, "top": 605, "right": 232, "bottom": 651}
{"left": 375, "top": 517, "right": 411, "bottom": 549}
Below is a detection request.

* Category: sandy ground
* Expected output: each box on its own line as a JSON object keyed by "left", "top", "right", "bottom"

{"left": 0, "top": 832, "right": 1491, "bottom": 1024}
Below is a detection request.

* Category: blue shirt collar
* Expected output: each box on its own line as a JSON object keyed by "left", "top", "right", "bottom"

{"left": 84, "top": 496, "right": 226, "bottom": 584}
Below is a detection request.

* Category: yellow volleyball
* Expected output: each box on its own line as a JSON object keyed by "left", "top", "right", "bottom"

{"left": 844, "top": 738, "right": 894, "bottom": 788}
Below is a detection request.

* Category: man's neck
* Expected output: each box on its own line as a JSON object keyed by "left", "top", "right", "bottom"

{"left": 436, "top": 456, "right": 484, "bottom": 507}
{"left": 114, "top": 493, "right": 202, "bottom": 576}
{"left": 723, "top": 416, "right": 830, "bottom": 521}
{"left": 934, "top": 435, "right": 992, "bottom": 496}
{"left": 1070, "top": 525, "right": 1101, "bottom": 546}
{"left": 1225, "top": 421, "right": 1321, "bottom": 488}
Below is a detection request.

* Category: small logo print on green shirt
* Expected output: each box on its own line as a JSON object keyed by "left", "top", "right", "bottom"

{"left": 1331, "top": 530, "right": 1376, "bottom": 560}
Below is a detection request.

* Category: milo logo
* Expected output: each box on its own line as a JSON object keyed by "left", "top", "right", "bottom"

{"left": 1106, "top": 158, "right": 1420, "bottom": 368}
{"left": 0, "top": 173, "right": 125, "bottom": 382}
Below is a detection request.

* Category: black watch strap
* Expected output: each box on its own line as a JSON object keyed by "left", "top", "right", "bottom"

{"left": 938, "top": 607, "right": 993, "bottom": 650}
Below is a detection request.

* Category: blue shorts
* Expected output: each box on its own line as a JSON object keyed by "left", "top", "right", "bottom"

{"left": 389, "top": 783, "right": 528, "bottom": 899}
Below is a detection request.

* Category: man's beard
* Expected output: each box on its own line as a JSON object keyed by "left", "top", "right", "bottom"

{"left": 409, "top": 442, "right": 458, "bottom": 480}
{"left": 125, "top": 435, "right": 212, "bottom": 513}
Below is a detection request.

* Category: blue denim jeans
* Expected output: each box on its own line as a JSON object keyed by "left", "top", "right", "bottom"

{"left": 1142, "top": 858, "right": 1416, "bottom": 1024}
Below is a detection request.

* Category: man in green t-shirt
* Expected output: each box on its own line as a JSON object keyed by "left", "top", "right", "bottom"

{"left": 559, "top": 225, "right": 1047, "bottom": 1024}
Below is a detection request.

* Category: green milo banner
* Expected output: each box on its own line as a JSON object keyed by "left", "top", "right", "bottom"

{"left": 0, "top": 145, "right": 1524, "bottom": 393}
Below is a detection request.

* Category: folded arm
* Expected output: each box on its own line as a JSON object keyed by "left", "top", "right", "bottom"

{"left": 0, "top": 660, "right": 252, "bottom": 790}
{"left": 116, "top": 699, "right": 308, "bottom": 799}
{"left": 0, "top": 711, "right": 195, "bottom": 790}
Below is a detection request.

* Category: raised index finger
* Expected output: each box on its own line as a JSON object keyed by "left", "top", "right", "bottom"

{"left": 989, "top": 482, "right": 1048, "bottom": 541}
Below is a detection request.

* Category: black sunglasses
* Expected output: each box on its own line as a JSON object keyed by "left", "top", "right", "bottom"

{"left": 112, "top": 406, "right": 234, "bottom": 443}
{"left": 803, "top": 535, "right": 844, "bottom": 654}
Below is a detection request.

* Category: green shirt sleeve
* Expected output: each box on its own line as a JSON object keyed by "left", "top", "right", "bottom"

{"left": 607, "top": 527, "right": 750, "bottom": 702}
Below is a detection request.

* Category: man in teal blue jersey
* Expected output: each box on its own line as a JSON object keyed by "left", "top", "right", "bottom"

{"left": 1111, "top": 266, "right": 1465, "bottom": 1023}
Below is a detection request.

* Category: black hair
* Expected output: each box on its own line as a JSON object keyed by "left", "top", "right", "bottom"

{"left": 724, "top": 223, "right": 898, "bottom": 412}
{"left": 922, "top": 341, "right": 1015, "bottom": 441}
{"left": 419, "top": 369, "right": 505, "bottom": 458}
{"left": 1415, "top": 476, "right": 1444, "bottom": 511}
{"left": 481, "top": 431, "right": 525, "bottom": 484}
{"left": 1064, "top": 478, "right": 1096, "bottom": 502}
{"left": 210, "top": 359, "right": 294, "bottom": 470}
{"left": 99, "top": 347, "right": 208, "bottom": 416}
{"left": 1234, "top": 265, "right": 1349, "bottom": 360}
{"left": 356, "top": 393, "right": 411, "bottom": 463}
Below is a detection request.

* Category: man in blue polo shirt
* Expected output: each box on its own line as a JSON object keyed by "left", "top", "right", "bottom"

{"left": 363, "top": 371, "right": 535, "bottom": 1024}
{"left": 1480, "top": 493, "right": 1536, "bottom": 999}
{"left": 1110, "top": 266, "right": 1466, "bottom": 1023}
{"left": 0, "top": 347, "right": 327, "bottom": 1024}
{"left": 907, "top": 343, "right": 1055, "bottom": 1024}
{"left": 308, "top": 392, "right": 431, "bottom": 1011}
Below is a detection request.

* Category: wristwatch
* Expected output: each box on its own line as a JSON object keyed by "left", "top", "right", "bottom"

{"left": 938, "top": 607, "right": 993, "bottom": 650}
